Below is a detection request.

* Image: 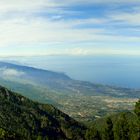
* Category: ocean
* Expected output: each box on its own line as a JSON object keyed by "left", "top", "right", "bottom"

{"left": 1, "top": 55, "right": 140, "bottom": 89}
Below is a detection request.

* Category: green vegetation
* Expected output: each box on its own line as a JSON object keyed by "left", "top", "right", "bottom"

{"left": 0, "top": 78, "right": 137, "bottom": 123}
{"left": 114, "top": 113, "right": 130, "bottom": 140}
{"left": 0, "top": 62, "right": 139, "bottom": 123}
{"left": 135, "top": 99, "right": 140, "bottom": 120}
{"left": 104, "top": 117, "right": 114, "bottom": 140}
{"left": 0, "top": 85, "right": 139, "bottom": 140}
{"left": 86, "top": 100, "right": 140, "bottom": 140}
{"left": 85, "top": 125, "right": 101, "bottom": 140}
{"left": 0, "top": 86, "right": 86, "bottom": 140}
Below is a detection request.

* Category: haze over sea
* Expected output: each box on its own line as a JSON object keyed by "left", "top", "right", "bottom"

{"left": 1, "top": 55, "right": 140, "bottom": 89}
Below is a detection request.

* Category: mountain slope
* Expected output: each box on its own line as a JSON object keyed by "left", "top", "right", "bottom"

{"left": 0, "top": 61, "right": 139, "bottom": 122}
{"left": 0, "top": 61, "right": 139, "bottom": 98}
{"left": 0, "top": 86, "right": 86, "bottom": 140}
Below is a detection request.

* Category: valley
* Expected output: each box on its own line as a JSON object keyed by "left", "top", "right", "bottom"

{"left": 0, "top": 1, "right": 140, "bottom": 139}
{"left": 0, "top": 84, "right": 139, "bottom": 140}
{"left": 0, "top": 62, "right": 139, "bottom": 123}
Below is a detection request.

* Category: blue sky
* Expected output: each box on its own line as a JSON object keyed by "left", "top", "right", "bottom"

{"left": 0, "top": 0, "right": 140, "bottom": 56}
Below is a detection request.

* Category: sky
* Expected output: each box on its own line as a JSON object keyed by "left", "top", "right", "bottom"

{"left": 0, "top": 0, "right": 140, "bottom": 57}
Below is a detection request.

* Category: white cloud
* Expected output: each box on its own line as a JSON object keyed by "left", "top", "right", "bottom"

{"left": 0, "top": 16, "right": 139, "bottom": 49}
{"left": 0, "top": 0, "right": 56, "bottom": 12}
{"left": 63, "top": 47, "right": 140, "bottom": 56}
{"left": 0, "top": 46, "right": 140, "bottom": 56}
{"left": 0, "top": 0, "right": 139, "bottom": 14}
{"left": 109, "top": 7, "right": 140, "bottom": 25}
{"left": 48, "top": 0, "right": 140, "bottom": 6}
{"left": 0, "top": 67, "right": 25, "bottom": 77}
{"left": 0, "top": 0, "right": 139, "bottom": 56}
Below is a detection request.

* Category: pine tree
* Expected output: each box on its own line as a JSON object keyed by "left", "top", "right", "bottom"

{"left": 134, "top": 100, "right": 140, "bottom": 140}
{"left": 85, "top": 125, "right": 101, "bottom": 140}
{"left": 104, "top": 117, "right": 114, "bottom": 140}
{"left": 114, "top": 113, "right": 130, "bottom": 140}
{"left": 134, "top": 99, "right": 140, "bottom": 120}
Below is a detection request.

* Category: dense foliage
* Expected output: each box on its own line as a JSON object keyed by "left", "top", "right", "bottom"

{"left": 0, "top": 86, "right": 86, "bottom": 140}
{"left": 86, "top": 100, "right": 140, "bottom": 140}
{"left": 0, "top": 85, "right": 139, "bottom": 140}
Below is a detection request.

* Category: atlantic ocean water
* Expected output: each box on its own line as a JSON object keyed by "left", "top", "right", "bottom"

{"left": 1, "top": 55, "right": 140, "bottom": 89}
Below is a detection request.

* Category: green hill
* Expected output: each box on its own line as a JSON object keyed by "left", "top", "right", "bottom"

{"left": 0, "top": 62, "right": 139, "bottom": 123}
{"left": 85, "top": 105, "right": 140, "bottom": 140}
{"left": 0, "top": 84, "right": 139, "bottom": 140}
{"left": 0, "top": 86, "right": 86, "bottom": 140}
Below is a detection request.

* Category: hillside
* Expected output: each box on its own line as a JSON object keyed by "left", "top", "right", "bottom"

{"left": 0, "top": 86, "right": 86, "bottom": 140}
{"left": 0, "top": 62, "right": 139, "bottom": 122}
{"left": 84, "top": 99, "right": 140, "bottom": 140}
{"left": 0, "top": 85, "right": 139, "bottom": 140}
{"left": 0, "top": 61, "right": 139, "bottom": 98}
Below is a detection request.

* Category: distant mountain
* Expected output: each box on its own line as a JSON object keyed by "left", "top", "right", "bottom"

{"left": 0, "top": 61, "right": 139, "bottom": 98}
{"left": 0, "top": 85, "right": 86, "bottom": 140}
{"left": 0, "top": 61, "right": 70, "bottom": 81}
{"left": 0, "top": 61, "right": 139, "bottom": 122}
